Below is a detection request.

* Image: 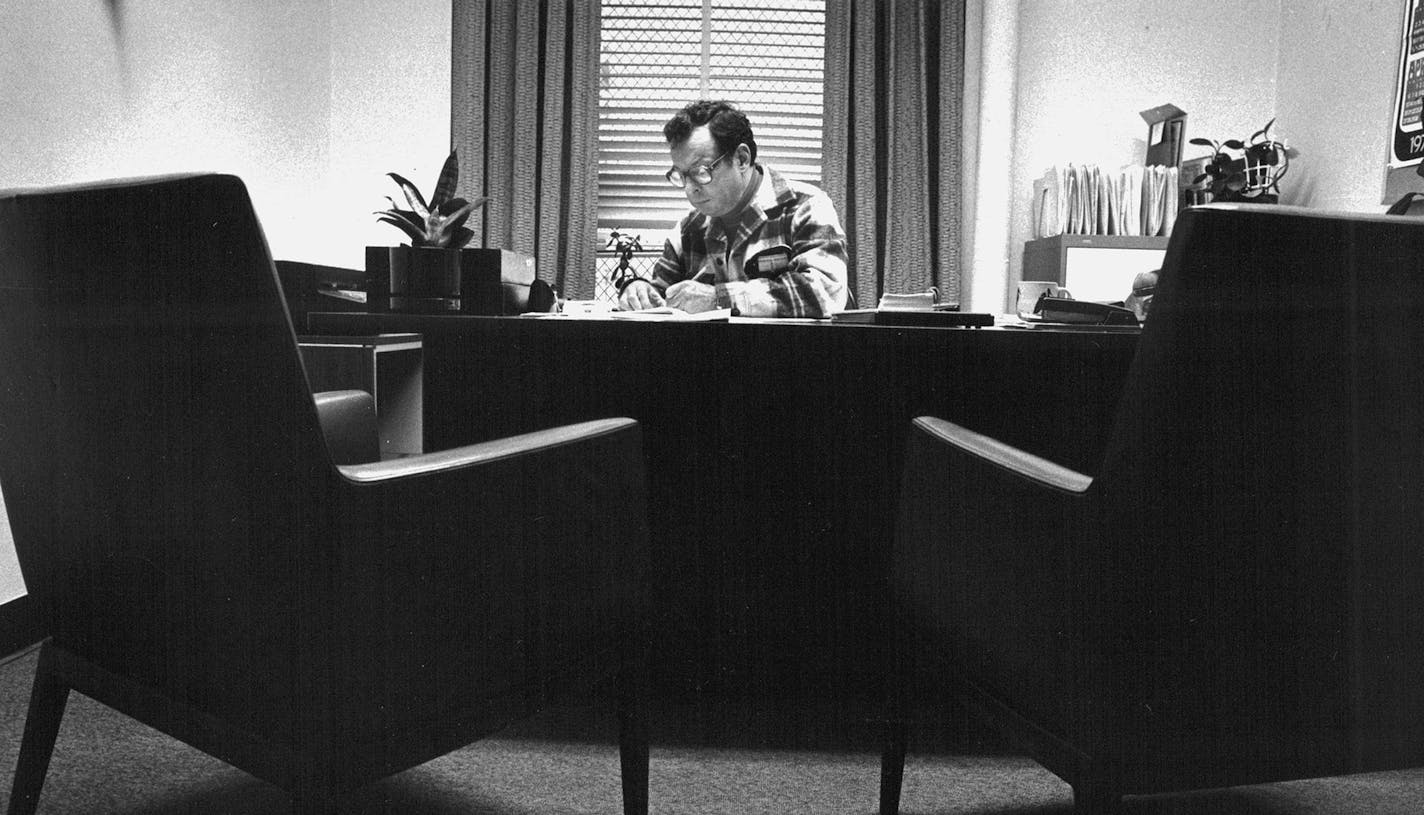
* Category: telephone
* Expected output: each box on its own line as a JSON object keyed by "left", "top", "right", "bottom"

{"left": 1034, "top": 294, "right": 1139, "bottom": 326}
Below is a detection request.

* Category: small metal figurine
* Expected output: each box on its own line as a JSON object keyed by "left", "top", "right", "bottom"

{"left": 605, "top": 229, "right": 643, "bottom": 290}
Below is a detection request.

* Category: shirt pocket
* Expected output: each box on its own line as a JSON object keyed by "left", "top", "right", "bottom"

{"left": 745, "top": 245, "right": 793, "bottom": 279}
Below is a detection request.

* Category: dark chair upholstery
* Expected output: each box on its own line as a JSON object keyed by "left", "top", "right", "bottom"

{"left": 0, "top": 174, "right": 651, "bottom": 815}
{"left": 881, "top": 204, "right": 1424, "bottom": 813}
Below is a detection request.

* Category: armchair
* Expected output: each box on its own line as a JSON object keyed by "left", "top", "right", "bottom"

{"left": 882, "top": 204, "right": 1424, "bottom": 813}
{"left": 0, "top": 174, "right": 650, "bottom": 814}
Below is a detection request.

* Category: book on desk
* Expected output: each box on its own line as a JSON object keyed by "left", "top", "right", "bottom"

{"left": 831, "top": 308, "right": 995, "bottom": 327}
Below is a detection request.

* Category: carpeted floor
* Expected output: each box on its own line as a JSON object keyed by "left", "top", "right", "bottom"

{"left": 3, "top": 647, "right": 1423, "bottom": 814}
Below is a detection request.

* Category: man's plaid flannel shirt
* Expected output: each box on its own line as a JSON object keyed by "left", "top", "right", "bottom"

{"left": 647, "top": 165, "right": 850, "bottom": 318}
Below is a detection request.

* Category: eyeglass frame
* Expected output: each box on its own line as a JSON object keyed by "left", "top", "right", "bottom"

{"left": 665, "top": 149, "right": 735, "bottom": 188}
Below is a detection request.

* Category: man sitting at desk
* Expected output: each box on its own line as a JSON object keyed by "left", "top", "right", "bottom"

{"left": 616, "top": 99, "right": 850, "bottom": 318}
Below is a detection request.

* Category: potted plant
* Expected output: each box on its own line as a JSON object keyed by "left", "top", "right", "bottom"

{"left": 368, "top": 150, "right": 487, "bottom": 312}
{"left": 1188, "top": 118, "right": 1298, "bottom": 204}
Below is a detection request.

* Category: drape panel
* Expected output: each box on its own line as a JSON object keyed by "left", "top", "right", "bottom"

{"left": 452, "top": 0, "right": 602, "bottom": 299}
{"left": 823, "top": 0, "right": 965, "bottom": 308}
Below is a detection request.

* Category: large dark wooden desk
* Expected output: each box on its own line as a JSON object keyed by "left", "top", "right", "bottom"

{"left": 308, "top": 312, "right": 1139, "bottom": 705}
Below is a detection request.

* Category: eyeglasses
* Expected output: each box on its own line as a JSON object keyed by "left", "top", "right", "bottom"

{"left": 665, "top": 151, "right": 732, "bottom": 188}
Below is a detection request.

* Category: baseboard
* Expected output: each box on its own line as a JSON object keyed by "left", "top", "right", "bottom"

{"left": 0, "top": 594, "right": 45, "bottom": 659}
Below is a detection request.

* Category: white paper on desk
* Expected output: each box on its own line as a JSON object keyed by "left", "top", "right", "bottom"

{"left": 1033, "top": 173, "right": 1054, "bottom": 238}
{"left": 1159, "top": 166, "right": 1178, "bottom": 237}
{"left": 1069, "top": 165, "right": 1089, "bottom": 234}
{"left": 1052, "top": 166, "right": 1070, "bottom": 235}
{"left": 1035, "top": 165, "right": 1070, "bottom": 237}
{"left": 1106, "top": 169, "right": 1124, "bottom": 235}
{"left": 1083, "top": 166, "right": 1098, "bottom": 235}
{"left": 1119, "top": 166, "right": 1143, "bottom": 236}
{"left": 608, "top": 307, "right": 733, "bottom": 321}
{"left": 1142, "top": 166, "right": 1164, "bottom": 237}
{"left": 1094, "top": 165, "right": 1111, "bottom": 235}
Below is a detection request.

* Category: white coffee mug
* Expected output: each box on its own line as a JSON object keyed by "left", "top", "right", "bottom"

{"left": 1016, "top": 281, "right": 1071, "bottom": 317}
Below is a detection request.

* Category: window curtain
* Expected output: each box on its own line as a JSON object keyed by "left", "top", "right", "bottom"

{"left": 822, "top": 0, "right": 966, "bottom": 308}
{"left": 451, "top": 0, "right": 602, "bottom": 299}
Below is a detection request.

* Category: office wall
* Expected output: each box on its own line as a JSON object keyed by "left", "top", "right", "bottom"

{"left": 1275, "top": 1, "right": 1402, "bottom": 211}
{"left": 0, "top": 0, "right": 450, "bottom": 266}
{"left": 0, "top": 2, "right": 333, "bottom": 256}
{"left": 994, "top": 1, "right": 1405, "bottom": 311}
{"left": 1001, "top": 0, "right": 1281, "bottom": 310}
{"left": 0, "top": 0, "right": 451, "bottom": 604}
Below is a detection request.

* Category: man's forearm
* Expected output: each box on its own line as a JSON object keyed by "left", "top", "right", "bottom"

{"left": 730, "top": 255, "right": 848, "bottom": 318}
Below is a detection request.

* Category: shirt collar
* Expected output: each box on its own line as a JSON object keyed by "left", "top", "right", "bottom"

{"left": 710, "top": 164, "right": 794, "bottom": 243}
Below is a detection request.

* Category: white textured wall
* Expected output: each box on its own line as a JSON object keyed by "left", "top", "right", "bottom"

{"left": 997, "top": 0, "right": 1282, "bottom": 309}
{"left": 1275, "top": 1, "right": 1403, "bottom": 210}
{"left": 976, "top": 1, "right": 1407, "bottom": 311}
{"left": 0, "top": 0, "right": 450, "bottom": 604}
{"left": 0, "top": 2, "right": 333, "bottom": 257}
{"left": 325, "top": 0, "right": 453, "bottom": 268}
{"left": 963, "top": 0, "right": 1021, "bottom": 316}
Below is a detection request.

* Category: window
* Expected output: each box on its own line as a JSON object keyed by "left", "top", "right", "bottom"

{"left": 597, "top": 0, "right": 827, "bottom": 248}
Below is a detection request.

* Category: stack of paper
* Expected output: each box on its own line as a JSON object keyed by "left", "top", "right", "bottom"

{"left": 608, "top": 307, "right": 732, "bottom": 321}
{"left": 1033, "top": 164, "right": 1179, "bottom": 238}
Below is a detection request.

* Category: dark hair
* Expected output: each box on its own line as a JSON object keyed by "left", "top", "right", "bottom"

{"left": 663, "top": 99, "right": 757, "bottom": 163}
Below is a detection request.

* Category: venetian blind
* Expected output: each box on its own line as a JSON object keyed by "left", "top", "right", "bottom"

{"left": 598, "top": 0, "right": 827, "bottom": 239}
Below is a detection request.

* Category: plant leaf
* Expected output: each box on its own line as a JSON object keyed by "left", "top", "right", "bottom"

{"left": 1261, "top": 117, "right": 1275, "bottom": 136}
{"left": 378, "top": 206, "right": 424, "bottom": 230}
{"left": 449, "top": 226, "right": 475, "bottom": 250}
{"left": 1192, "top": 172, "right": 1209, "bottom": 185}
{"left": 437, "top": 197, "right": 469, "bottom": 216}
{"left": 1188, "top": 137, "right": 1215, "bottom": 147}
{"left": 388, "top": 172, "right": 430, "bottom": 219}
{"left": 1222, "top": 139, "right": 1245, "bottom": 150}
{"left": 442, "top": 200, "right": 480, "bottom": 236}
{"left": 437, "top": 196, "right": 483, "bottom": 216}
{"left": 376, "top": 214, "right": 427, "bottom": 245}
{"left": 438, "top": 196, "right": 488, "bottom": 217}
{"left": 431, "top": 150, "right": 459, "bottom": 208}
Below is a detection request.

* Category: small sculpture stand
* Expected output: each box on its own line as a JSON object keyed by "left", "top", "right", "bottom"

{"left": 605, "top": 229, "right": 644, "bottom": 291}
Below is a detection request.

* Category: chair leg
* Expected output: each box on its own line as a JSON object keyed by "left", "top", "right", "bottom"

{"left": 1072, "top": 781, "right": 1123, "bottom": 815}
{"left": 7, "top": 651, "right": 70, "bottom": 815}
{"left": 878, "top": 719, "right": 909, "bottom": 815}
{"left": 617, "top": 660, "right": 650, "bottom": 815}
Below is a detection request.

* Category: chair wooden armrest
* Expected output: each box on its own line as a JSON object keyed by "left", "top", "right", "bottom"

{"left": 337, "top": 417, "right": 637, "bottom": 482}
{"left": 908, "top": 416, "right": 1093, "bottom": 495}
{"left": 312, "top": 390, "right": 379, "bottom": 465}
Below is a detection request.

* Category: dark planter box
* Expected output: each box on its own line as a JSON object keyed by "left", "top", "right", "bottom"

{"left": 365, "top": 246, "right": 537, "bottom": 315}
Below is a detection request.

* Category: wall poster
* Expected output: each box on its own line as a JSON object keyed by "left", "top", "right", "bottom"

{"left": 1392, "top": 0, "right": 1424, "bottom": 167}
{"left": 1386, "top": 0, "right": 1424, "bottom": 200}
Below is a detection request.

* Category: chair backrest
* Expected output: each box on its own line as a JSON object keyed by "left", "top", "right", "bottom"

{"left": 1096, "top": 203, "right": 1424, "bottom": 774}
{"left": 0, "top": 175, "right": 334, "bottom": 693}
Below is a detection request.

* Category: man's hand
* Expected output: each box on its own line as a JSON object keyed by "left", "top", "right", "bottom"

{"left": 665, "top": 279, "right": 718, "bottom": 313}
{"left": 618, "top": 279, "right": 666, "bottom": 311}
